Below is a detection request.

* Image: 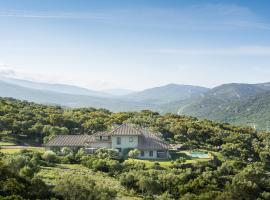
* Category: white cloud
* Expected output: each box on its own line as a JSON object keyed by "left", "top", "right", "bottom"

{"left": 0, "top": 64, "right": 17, "bottom": 76}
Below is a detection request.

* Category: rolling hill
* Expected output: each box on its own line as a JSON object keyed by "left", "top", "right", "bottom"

{"left": 0, "top": 81, "right": 156, "bottom": 111}
{"left": 122, "top": 83, "right": 210, "bottom": 104}
{"left": 0, "top": 76, "right": 111, "bottom": 97}
{"left": 2, "top": 76, "right": 270, "bottom": 129}
{"left": 174, "top": 83, "right": 270, "bottom": 129}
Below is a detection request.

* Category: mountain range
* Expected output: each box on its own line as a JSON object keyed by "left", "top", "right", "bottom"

{"left": 1, "top": 76, "right": 270, "bottom": 130}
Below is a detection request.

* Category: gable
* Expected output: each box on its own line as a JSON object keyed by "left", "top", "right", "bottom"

{"left": 109, "top": 124, "right": 142, "bottom": 136}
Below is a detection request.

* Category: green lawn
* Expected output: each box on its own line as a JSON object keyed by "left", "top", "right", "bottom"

{"left": 0, "top": 147, "right": 45, "bottom": 154}
{"left": 0, "top": 141, "right": 16, "bottom": 146}
{"left": 36, "top": 164, "right": 141, "bottom": 200}
{"left": 128, "top": 157, "right": 212, "bottom": 168}
{"left": 126, "top": 150, "right": 214, "bottom": 168}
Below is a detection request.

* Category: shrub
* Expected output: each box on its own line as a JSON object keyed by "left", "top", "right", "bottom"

{"left": 54, "top": 175, "right": 116, "bottom": 200}
{"left": 128, "top": 149, "right": 140, "bottom": 159}
{"left": 82, "top": 156, "right": 122, "bottom": 174}
{"left": 94, "top": 148, "right": 119, "bottom": 159}
{"left": 60, "top": 147, "right": 73, "bottom": 156}
{"left": 42, "top": 151, "right": 58, "bottom": 163}
{"left": 19, "top": 165, "right": 35, "bottom": 178}
{"left": 0, "top": 195, "right": 24, "bottom": 200}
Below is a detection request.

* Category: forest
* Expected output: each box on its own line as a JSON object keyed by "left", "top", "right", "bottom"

{"left": 1, "top": 97, "right": 270, "bottom": 200}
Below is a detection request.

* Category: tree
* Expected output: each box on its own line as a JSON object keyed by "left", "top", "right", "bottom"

{"left": 259, "top": 151, "right": 270, "bottom": 164}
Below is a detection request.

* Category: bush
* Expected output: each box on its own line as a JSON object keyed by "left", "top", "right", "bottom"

{"left": 0, "top": 195, "right": 24, "bottom": 200}
{"left": 60, "top": 147, "right": 73, "bottom": 156}
{"left": 54, "top": 175, "right": 116, "bottom": 200}
{"left": 42, "top": 151, "right": 58, "bottom": 163}
{"left": 82, "top": 156, "right": 122, "bottom": 174}
{"left": 94, "top": 148, "right": 119, "bottom": 159}
{"left": 19, "top": 165, "right": 35, "bottom": 178}
{"left": 123, "top": 160, "right": 146, "bottom": 171}
{"left": 128, "top": 149, "right": 140, "bottom": 159}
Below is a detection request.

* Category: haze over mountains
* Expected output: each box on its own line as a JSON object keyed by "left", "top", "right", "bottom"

{"left": 1, "top": 76, "right": 270, "bottom": 129}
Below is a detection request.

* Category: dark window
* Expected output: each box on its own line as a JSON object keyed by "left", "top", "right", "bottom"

{"left": 157, "top": 150, "right": 166, "bottom": 158}
{"left": 116, "top": 148, "right": 122, "bottom": 153}
{"left": 117, "top": 137, "right": 121, "bottom": 145}
{"left": 141, "top": 151, "right": 144, "bottom": 157}
{"left": 149, "top": 151, "right": 153, "bottom": 157}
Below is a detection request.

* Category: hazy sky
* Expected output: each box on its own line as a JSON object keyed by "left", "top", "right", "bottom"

{"left": 0, "top": 0, "right": 270, "bottom": 90}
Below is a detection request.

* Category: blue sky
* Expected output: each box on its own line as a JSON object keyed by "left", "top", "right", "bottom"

{"left": 0, "top": 0, "right": 270, "bottom": 90}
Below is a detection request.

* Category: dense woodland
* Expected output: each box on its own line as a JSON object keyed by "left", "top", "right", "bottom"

{"left": 1, "top": 97, "right": 270, "bottom": 199}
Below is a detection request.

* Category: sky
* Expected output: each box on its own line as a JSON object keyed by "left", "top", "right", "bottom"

{"left": 0, "top": 0, "right": 270, "bottom": 90}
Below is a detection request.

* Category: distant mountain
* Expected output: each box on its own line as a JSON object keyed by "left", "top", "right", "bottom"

{"left": 0, "top": 77, "right": 111, "bottom": 97}
{"left": 0, "top": 81, "right": 156, "bottom": 111}
{"left": 102, "top": 88, "right": 135, "bottom": 96}
{"left": 172, "top": 83, "right": 270, "bottom": 129}
{"left": 3, "top": 76, "right": 270, "bottom": 130}
{"left": 123, "top": 84, "right": 210, "bottom": 104}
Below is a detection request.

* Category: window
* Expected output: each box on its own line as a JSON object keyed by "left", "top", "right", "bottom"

{"left": 116, "top": 148, "right": 122, "bottom": 153}
{"left": 157, "top": 150, "right": 166, "bottom": 158}
{"left": 141, "top": 151, "right": 145, "bottom": 157}
{"left": 129, "top": 137, "right": 133, "bottom": 142}
{"left": 149, "top": 151, "right": 153, "bottom": 157}
{"left": 117, "top": 137, "right": 121, "bottom": 145}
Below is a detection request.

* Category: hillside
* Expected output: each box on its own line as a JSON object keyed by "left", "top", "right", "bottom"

{"left": 175, "top": 83, "right": 270, "bottom": 129}
{"left": 0, "top": 78, "right": 209, "bottom": 111}
{"left": 0, "top": 76, "right": 111, "bottom": 97}
{"left": 2, "top": 77, "right": 270, "bottom": 130}
{"left": 123, "top": 84, "right": 209, "bottom": 104}
{"left": 1, "top": 98, "right": 270, "bottom": 200}
{"left": 0, "top": 81, "right": 156, "bottom": 111}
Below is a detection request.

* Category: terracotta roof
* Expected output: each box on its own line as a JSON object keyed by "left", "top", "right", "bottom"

{"left": 45, "top": 124, "right": 169, "bottom": 150}
{"left": 93, "top": 131, "right": 111, "bottom": 136}
{"left": 44, "top": 135, "right": 94, "bottom": 147}
{"left": 109, "top": 124, "right": 142, "bottom": 136}
{"left": 138, "top": 131, "right": 169, "bottom": 150}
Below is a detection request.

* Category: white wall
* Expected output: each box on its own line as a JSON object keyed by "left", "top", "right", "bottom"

{"left": 138, "top": 150, "right": 157, "bottom": 159}
{"left": 90, "top": 142, "right": 111, "bottom": 148}
{"left": 111, "top": 135, "right": 138, "bottom": 149}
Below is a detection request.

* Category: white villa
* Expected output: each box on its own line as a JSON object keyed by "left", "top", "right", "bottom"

{"left": 44, "top": 124, "right": 170, "bottom": 159}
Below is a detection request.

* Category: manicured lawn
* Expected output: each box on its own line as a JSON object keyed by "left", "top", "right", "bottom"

{"left": 0, "top": 147, "right": 45, "bottom": 154}
{"left": 126, "top": 150, "right": 214, "bottom": 168}
{"left": 0, "top": 141, "right": 17, "bottom": 146}
{"left": 127, "top": 159, "right": 173, "bottom": 168}
{"left": 36, "top": 164, "right": 141, "bottom": 200}
{"left": 128, "top": 156, "right": 212, "bottom": 168}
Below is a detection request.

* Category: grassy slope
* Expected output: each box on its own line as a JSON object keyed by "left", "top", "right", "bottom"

{"left": 36, "top": 164, "right": 141, "bottom": 200}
